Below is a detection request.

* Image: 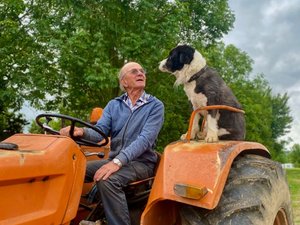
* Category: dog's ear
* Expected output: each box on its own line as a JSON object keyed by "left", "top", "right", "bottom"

{"left": 179, "top": 52, "right": 193, "bottom": 65}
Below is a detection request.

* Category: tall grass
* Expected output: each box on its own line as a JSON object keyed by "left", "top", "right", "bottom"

{"left": 286, "top": 168, "right": 300, "bottom": 225}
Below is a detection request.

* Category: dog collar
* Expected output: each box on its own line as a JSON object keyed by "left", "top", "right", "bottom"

{"left": 188, "top": 66, "right": 207, "bottom": 83}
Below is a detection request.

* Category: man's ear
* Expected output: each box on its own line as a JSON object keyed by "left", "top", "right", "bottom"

{"left": 121, "top": 79, "right": 128, "bottom": 88}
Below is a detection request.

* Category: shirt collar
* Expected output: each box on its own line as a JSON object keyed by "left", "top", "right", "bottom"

{"left": 122, "top": 91, "right": 150, "bottom": 111}
{"left": 123, "top": 91, "right": 149, "bottom": 102}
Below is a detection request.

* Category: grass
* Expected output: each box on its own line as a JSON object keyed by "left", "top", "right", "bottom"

{"left": 286, "top": 168, "right": 300, "bottom": 225}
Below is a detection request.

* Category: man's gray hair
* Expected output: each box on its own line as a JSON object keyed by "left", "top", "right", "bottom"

{"left": 118, "top": 70, "right": 126, "bottom": 92}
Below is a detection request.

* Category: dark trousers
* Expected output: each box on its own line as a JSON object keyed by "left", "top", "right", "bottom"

{"left": 85, "top": 160, "right": 155, "bottom": 225}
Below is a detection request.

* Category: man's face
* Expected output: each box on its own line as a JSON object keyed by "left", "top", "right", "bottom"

{"left": 121, "top": 63, "right": 146, "bottom": 91}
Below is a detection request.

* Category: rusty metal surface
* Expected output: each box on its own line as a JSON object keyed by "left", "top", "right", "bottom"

{"left": 186, "top": 105, "right": 245, "bottom": 141}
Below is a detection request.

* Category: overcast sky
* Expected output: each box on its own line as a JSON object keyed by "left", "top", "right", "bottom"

{"left": 223, "top": 0, "right": 300, "bottom": 148}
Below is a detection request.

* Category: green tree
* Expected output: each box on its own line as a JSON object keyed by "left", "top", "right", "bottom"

{"left": 271, "top": 93, "right": 293, "bottom": 139}
{"left": 0, "top": 1, "right": 31, "bottom": 138}
{"left": 1, "top": 0, "right": 293, "bottom": 157}
{"left": 0, "top": 111, "right": 27, "bottom": 140}
{"left": 289, "top": 144, "right": 300, "bottom": 168}
{"left": 1, "top": 0, "right": 234, "bottom": 148}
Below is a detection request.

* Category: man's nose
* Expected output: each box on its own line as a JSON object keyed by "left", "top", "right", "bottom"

{"left": 137, "top": 72, "right": 145, "bottom": 77}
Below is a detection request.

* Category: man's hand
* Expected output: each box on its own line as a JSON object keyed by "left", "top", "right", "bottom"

{"left": 60, "top": 126, "right": 84, "bottom": 137}
{"left": 94, "top": 161, "right": 121, "bottom": 181}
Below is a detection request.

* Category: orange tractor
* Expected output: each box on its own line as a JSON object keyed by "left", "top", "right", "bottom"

{"left": 0, "top": 106, "right": 293, "bottom": 225}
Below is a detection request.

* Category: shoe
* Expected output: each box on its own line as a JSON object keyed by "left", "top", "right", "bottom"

{"left": 79, "top": 220, "right": 102, "bottom": 225}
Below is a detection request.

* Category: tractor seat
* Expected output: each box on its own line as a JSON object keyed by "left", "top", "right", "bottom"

{"left": 124, "top": 152, "right": 161, "bottom": 204}
{"left": 90, "top": 107, "right": 103, "bottom": 125}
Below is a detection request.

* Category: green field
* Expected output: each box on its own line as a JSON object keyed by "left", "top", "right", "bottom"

{"left": 286, "top": 168, "right": 300, "bottom": 225}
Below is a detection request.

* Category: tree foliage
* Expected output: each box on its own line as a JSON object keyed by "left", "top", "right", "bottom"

{"left": 289, "top": 144, "right": 300, "bottom": 168}
{"left": 1, "top": 0, "right": 234, "bottom": 140}
{"left": 0, "top": 0, "right": 32, "bottom": 137}
{"left": 0, "top": 0, "right": 294, "bottom": 159}
{"left": 0, "top": 111, "right": 27, "bottom": 140}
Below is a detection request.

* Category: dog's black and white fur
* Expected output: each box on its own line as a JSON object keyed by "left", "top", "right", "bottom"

{"left": 159, "top": 45, "right": 245, "bottom": 142}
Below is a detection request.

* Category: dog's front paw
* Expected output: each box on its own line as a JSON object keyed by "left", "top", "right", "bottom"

{"left": 180, "top": 132, "right": 196, "bottom": 140}
{"left": 205, "top": 134, "right": 219, "bottom": 143}
{"left": 180, "top": 133, "right": 187, "bottom": 140}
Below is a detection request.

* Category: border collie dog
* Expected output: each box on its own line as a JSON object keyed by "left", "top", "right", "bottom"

{"left": 159, "top": 44, "right": 245, "bottom": 142}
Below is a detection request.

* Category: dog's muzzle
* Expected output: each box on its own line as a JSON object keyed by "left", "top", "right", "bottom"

{"left": 159, "top": 59, "right": 168, "bottom": 72}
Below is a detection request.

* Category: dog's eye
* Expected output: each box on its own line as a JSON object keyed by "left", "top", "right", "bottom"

{"left": 169, "top": 55, "right": 175, "bottom": 60}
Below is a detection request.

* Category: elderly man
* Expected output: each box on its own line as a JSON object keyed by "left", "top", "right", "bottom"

{"left": 60, "top": 62, "right": 164, "bottom": 225}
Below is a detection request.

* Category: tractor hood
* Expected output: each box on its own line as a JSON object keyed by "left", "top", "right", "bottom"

{"left": 0, "top": 134, "right": 86, "bottom": 225}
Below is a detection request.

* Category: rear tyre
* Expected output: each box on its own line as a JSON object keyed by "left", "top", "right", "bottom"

{"left": 180, "top": 154, "right": 293, "bottom": 225}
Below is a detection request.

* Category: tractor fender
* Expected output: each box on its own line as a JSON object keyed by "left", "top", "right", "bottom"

{"left": 141, "top": 140, "right": 270, "bottom": 225}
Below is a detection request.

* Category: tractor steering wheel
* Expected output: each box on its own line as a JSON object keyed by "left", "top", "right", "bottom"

{"left": 36, "top": 113, "right": 109, "bottom": 147}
